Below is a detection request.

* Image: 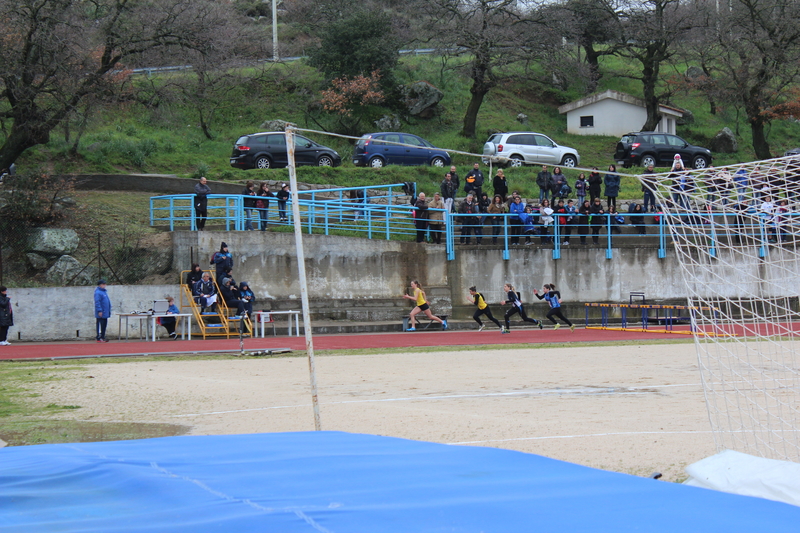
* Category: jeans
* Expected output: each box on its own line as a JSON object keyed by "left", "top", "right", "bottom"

{"left": 244, "top": 209, "right": 255, "bottom": 230}
{"left": 643, "top": 190, "right": 656, "bottom": 212}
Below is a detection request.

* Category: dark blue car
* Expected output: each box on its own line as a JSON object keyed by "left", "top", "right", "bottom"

{"left": 353, "top": 132, "right": 451, "bottom": 168}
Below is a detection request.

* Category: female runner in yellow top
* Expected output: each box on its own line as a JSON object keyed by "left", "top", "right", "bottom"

{"left": 402, "top": 280, "right": 447, "bottom": 331}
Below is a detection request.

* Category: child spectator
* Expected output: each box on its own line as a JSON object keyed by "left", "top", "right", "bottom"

{"left": 574, "top": 173, "right": 588, "bottom": 206}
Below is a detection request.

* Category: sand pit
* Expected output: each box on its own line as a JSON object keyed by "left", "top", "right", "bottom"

{"left": 33, "top": 342, "right": 716, "bottom": 481}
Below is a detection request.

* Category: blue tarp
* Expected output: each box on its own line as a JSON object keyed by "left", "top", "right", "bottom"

{"left": 2, "top": 431, "right": 799, "bottom": 532}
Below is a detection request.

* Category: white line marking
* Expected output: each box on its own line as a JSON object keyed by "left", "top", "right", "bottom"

{"left": 448, "top": 430, "right": 715, "bottom": 445}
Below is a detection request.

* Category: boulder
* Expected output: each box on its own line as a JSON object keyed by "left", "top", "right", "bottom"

{"left": 27, "top": 228, "right": 79, "bottom": 255}
{"left": 401, "top": 81, "right": 444, "bottom": 118}
{"left": 516, "top": 113, "right": 529, "bottom": 126}
{"left": 676, "top": 109, "right": 695, "bottom": 126}
{"left": 259, "top": 119, "right": 295, "bottom": 132}
{"left": 685, "top": 66, "right": 705, "bottom": 80}
{"left": 45, "top": 255, "right": 99, "bottom": 286}
{"left": 374, "top": 114, "right": 401, "bottom": 130}
{"left": 709, "top": 127, "right": 738, "bottom": 153}
{"left": 26, "top": 253, "right": 49, "bottom": 270}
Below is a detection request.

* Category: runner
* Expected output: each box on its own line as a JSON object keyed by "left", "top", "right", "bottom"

{"left": 534, "top": 283, "right": 575, "bottom": 331}
{"left": 500, "top": 283, "right": 542, "bottom": 334}
{"left": 402, "top": 280, "right": 448, "bottom": 332}
{"left": 467, "top": 286, "right": 503, "bottom": 332}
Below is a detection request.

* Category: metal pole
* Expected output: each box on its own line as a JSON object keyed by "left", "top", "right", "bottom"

{"left": 272, "top": 0, "right": 279, "bottom": 62}
{"left": 286, "top": 125, "right": 322, "bottom": 431}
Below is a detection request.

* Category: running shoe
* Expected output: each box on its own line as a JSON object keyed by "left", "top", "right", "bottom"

{"left": 554, "top": 323, "right": 561, "bottom": 331}
{"left": 478, "top": 325, "right": 484, "bottom": 332}
{"left": 0, "top": 341, "right": 9, "bottom": 346}
{"left": 538, "top": 321, "right": 543, "bottom": 330}
{"left": 442, "top": 320, "right": 448, "bottom": 330}
{"left": 500, "top": 326, "right": 505, "bottom": 333}
{"left": 570, "top": 325, "right": 575, "bottom": 332}
{"left": 406, "top": 328, "right": 416, "bottom": 332}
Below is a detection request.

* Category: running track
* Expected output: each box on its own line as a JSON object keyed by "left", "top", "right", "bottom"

{"left": 0, "top": 328, "right": 688, "bottom": 361}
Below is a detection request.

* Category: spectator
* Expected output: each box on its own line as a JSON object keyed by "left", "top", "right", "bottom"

{"left": 276, "top": 183, "right": 290, "bottom": 222}
{"left": 751, "top": 166, "right": 767, "bottom": 202}
{"left": 194, "top": 176, "right": 211, "bottom": 231}
{"left": 478, "top": 192, "right": 491, "bottom": 226}
{"left": 414, "top": 192, "right": 429, "bottom": 243}
{"left": 509, "top": 195, "right": 525, "bottom": 245}
{"left": 159, "top": 296, "right": 180, "bottom": 340}
{"left": 574, "top": 173, "right": 588, "bottom": 206}
{"left": 256, "top": 182, "right": 274, "bottom": 230}
{"left": 536, "top": 165, "right": 552, "bottom": 202}
{"left": 492, "top": 169, "right": 508, "bottom": 201}
{"left": 604, "top": 165, "right": 621, "bottom": 210}
{"left": 94, "top": 279, "right": 111, "bottom": 343}
{"left": 608, "top": 205, "right": 623, "bottom": 234}
{"left": 578, "top": 199, "right": 592, "bottom": 245}
{"left": 558, "top": 199, "right": 577, "bottom": 245}
{"left": 440, "top": 172, "right": 457, "bottom": 213}
{"left": 193, "top": 272, "right": 217, "bottom": 312}
{"left": 487, "top": 194, "right": 507, "bottom": 244}
{"left": 520, "top": 205, "right": 538, "bottom": 245}
{"left": 220, "top": 277, "right": 247, "bottom": 316}
{"left": 630, "top": 203, "right": 646, "bottom": 235}
{"left": 669, "top": 160, "right": 693, "bottom": 211}
{"left": 459, "top": 193, "right": 481, "bottom": 245}
{"left": 590, "top": 198, "right": 606, "bottom": 244}
{"left": 428, "top": 192, "right": 445, "bottom": 245}
{"left": 0, "top": 286, "right": 13, "bottom": 346}
{"left": 733, "top": 167, "right": 749, "bottom": 203}
{"left": 776, "top": 199, "right": 790, "bottom": 243}
{"left": 352, "top": 188, "right": 368, "bottom": 221}
{"left": 550, "top": 167, "right": 568, "bottom": 202}
{"left": 211, "top": 242, "right": 233, "bottom": 281}
{"left": 239, "top": 282, "right": 256, "bottom": 317}
{"left": 185, "top": 263, "right": 203, "bottom": 288}
{"left": 539, "top": 199, "right": 554, "bottom": 244}
{"left": 588, "top": 167, "right": 603, "bottom": 202}
{"left": 241, "top": 180, "right": 257, "bottom": 230}
{"left": 641, "top": 164, "right": 658, "bottom": 212}
{"left": 449, "top": 165, "right": 460, "bottom": 191}
{"left": 464, "top": 162, "right": 484, "bottom": 198}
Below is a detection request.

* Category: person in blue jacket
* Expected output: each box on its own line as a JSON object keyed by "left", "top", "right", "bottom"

{"left": 509, "top": 195, "right": 526, "bottom": 245}
{"left": 534, "top": 283, "right": 574, "bottom": 331}
{"left": 159, "top": 296, "right": 181, "bottom": 340}
{"left": 212, "top": 242, "right": 233, "bottom": 282}
{"left": 239, "top": 281, "right": 256, "bottom": 317}
{"left": 94, "top": 279, "right": 112, "bottom": 342}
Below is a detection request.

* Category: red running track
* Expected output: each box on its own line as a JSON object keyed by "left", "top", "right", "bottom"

{"left": 0, "top": 327, "right": 687, "bottom": 361}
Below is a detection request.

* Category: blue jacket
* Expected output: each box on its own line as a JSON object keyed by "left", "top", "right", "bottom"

{"left": 604, "top": 173, "right": 621, "bottom": 197}
{"left": 94, "top": 286, "right": 112, "bottom": 318}
{"left": 518, "top": 211, "right": 536, "bottom": 233}
{"left": 509, "top": 201, "right": 525, "bottom": 221}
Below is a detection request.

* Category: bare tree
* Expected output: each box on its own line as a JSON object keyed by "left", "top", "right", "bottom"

{"left": 0, "top": 0, "right": 233, "bottom": 170}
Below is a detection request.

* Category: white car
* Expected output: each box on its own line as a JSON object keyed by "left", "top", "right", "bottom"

{"left": 482, "top": 132, "right": 580, "bottom": 168}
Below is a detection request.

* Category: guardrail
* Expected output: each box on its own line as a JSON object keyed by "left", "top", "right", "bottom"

{"left": 151, "top": 195, "right": 793, "bottom": 261}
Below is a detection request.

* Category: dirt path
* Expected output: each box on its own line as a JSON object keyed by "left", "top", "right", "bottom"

{"left": 33, "top": 342, "right": 716, "bottom": 481}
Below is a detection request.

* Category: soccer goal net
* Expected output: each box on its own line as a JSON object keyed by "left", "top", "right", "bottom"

{"left": 638, "top": 154, "right": 800, "bottom": 462}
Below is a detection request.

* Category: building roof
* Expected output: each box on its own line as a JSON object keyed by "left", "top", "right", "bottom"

{"left": 558, "top": 89, "right": 684, "bottom": 117}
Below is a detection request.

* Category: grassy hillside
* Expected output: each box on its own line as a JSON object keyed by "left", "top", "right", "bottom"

{"left": 13, "top": 53, "right": 800, "bottom": 201}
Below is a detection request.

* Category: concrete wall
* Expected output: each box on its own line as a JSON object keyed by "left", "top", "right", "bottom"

{"left": 9, "top": 231, "right": 799, "bottom": 341}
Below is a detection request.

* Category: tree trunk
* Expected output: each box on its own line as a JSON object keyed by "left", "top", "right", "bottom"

{"left": 750, "top": 120, "right": 772, "bottom": 160}
{"left": 0, "top": 121, "right": 50, "bottom": 171}
{"left": 640, "top": 50, "right": 662, "bottom": 131}
{"left": 461, "top": 86, "right": 487, "bottom": 139}
{"left": 583, "top": 46, "right": 602, "bottom": 94}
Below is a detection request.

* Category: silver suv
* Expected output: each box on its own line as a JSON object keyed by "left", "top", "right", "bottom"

{"left": 483, "top": 132, "right": 580, "bottom": 168}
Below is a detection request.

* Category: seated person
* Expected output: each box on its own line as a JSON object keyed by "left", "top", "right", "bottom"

{"left": 218, "top": 266, "right": 235, "bottom": 287}
{"left": 159, "top": 296, "right": 180, "bottom": 340}
{"left": 220, "top": 277, "right": 247, "bottom": 316}
{"left": 186, "top": 263, "right": 203, "bottom": 288}
{"left": 193, "top": 272, "right": 217, "bottom": 312}
{"left": 239, "top": 281, "right": 256, "bottom": 317}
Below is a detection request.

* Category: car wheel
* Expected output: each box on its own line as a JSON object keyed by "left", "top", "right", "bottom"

{"left": 430, "top": 156, "right": 446, "bottom": 167}
{"left": 369, "top": 156, "right": 385, "bottom": 168}
{"left": 507, "top": 156, "right": 524, "bottom": 168}
{"left": 255, "top": 156, "right": 272, "bottom": 170}
{"left": 561, "top": 155, "right": 577, "bottom": 167}
{"left": 641, "top": 154, "right": 657, "bottom": 168}
{"left": 692, "top": 155, "right": 710, "bottom": 169}
{"left": 317, "top": 155, "right": 334, "bottom": 166}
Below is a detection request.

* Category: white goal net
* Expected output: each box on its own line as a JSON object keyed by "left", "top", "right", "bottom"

{"left": 635, "top": 154, "right": 800, "bottom": 462}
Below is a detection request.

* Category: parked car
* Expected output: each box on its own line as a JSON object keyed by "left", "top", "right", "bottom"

{"left": 352, "top": 132, "right": 451, "bottom": 168}
{"left": 615, "top": 132, "right": 712, "bottom": 169}
{"left": 230, "top": 132, "right": 341, "bottom": 170}
{"left": 482, "top": 132, "right": 580, "bottom": 168}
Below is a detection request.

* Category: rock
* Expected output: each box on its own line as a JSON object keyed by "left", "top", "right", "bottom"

{"left": 26, "top": 253, "right": 49, "bottom": 270}
{"left": 685, "top": 66, "right": 705, "bottom": 80}
{"left": 374, "top": 114, "right": 401, "bottom": 130}
{"left": 259, "top": 119, "right": 295, "bottom": 132}
{"left": 401, "top": 81, "right": 443, "bottom": 118}
{"left": 676, "top": 109, "right": 695, "bottom": 126}
{"left": 45, "top": 255, "right": 99, "bottom": 286}
{"left": 709, "top": 127, "right": 738, "bottom": 153}
{"left": 115, "top": 247, "right": 173, "bottom": 284}
{"left": 516, "top": 113, "right": 529, "bottom": 125}
{"left": 27, "top": 228, "right": 80, "bottom": 255}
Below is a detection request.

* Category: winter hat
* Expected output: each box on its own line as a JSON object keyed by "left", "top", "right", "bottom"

{"left": 222, "top": 277, "right": 232, "bottom": 286}
{"left": 97, "top": 279, "right": 106, "bottom": 285}
{"left": 672, "top": 154, "right": 685, "bottom": 170}
{"left": 220, "top": 242, "right": 228, "bottom": 251}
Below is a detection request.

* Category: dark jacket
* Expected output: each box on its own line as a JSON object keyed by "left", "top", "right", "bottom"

{"left": 459, "top": 198, "right": 479, "bottom": 223}
{"left": 578, "top": 203, "right": 592, "bottom": 224}
{"left": 276, "top": 189, "right": 290, "bottom": 203}
{"left": 256, "top": 189, "right": 274, "bottom": 209}
{"left": 440, "top": 179, "right": 457, "bottom": 200}
{"left": 220, "top": 281, "right": 240, "bottom": 304}
{"left": 193, "top": 279, "right": 216, "bottom": 298}
{"left": 536, "top": 170, "right": 552, "bottom": 189}
{"left": 604, "top": 173, "right": 621, "bottom": 197}
{"left": 0, "top": 294, "right": 13, "bottom": 327}
{"left": 492, "top": 175, "right": 508, "bottom": 198}
{"left": 242, "top": 186, "right": 257, "bottom": 208}
{"left": 464, "top": 168, "right": 484, "bottom": 194}
{"left": 550, "top": 172, "right": 567, "bottom": 194}
{"left": 185, "top": 269, "right": 203, "bottom": 288}
{"left": 415, "top": 197, "right": 429, "bottom": 221}
{"left": 588, "top": 172, "right": 603, "bottom": 196}
{"left": 575, "top": 178, "right": 588, "bottom": 196}
{"left": 212, "top": 251, "right": 233, "bottom": 278}
{"left": 590, "top": 203, "right": 606, "bottom": 225}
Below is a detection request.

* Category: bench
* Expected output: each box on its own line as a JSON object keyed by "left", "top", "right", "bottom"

{"left": 402, "top": 314, "right": 448, "bottom": 331}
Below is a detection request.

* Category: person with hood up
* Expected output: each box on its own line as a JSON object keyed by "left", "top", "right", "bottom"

{"left": 0, "top": 286, "right": 13, "bottom": 346}
{"left": 239, "top": 282, "right": 256, "bottom": 317}
{"left": 94, "top": 279, "right": 112, "bottom": 343}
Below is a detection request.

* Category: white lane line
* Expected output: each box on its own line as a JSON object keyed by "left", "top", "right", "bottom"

{"left": 171, "top": 383, "right": 702, "bottom": 418}
{"left": 448, "top": 430, "right": 715, "bottom": 445}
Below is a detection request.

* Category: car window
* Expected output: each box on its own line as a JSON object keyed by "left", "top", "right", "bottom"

{"left": 650, "top": 134, "right": 667, "bottom": 145}
{"left": 384, "top": 134, "right": 401, "bottom": 145}
{"left": 266, "top": 134, "right": 286, "bottom": 146}
{"left": 534, "top": 135, "right": 553, "bottom": 147}
{"left": 402, "top": 135, "right": 425, "bottom": 147}
{"left": 356, "top": 136, "right": 369, "bottom": 147}
{"left": 619, "top": 135, "right": 635, "bottom": 144}
{"left": 487, "top": 134, "right": 503, "bottom": 144}
{"left": 236, "top": 136, "right": 250, "bottom": 145}
{"left": 295, "top": 135, "right": 315, "bottom": 148}
{"left": 666, "top": 135, "right": 685, "bottom": 147}
{"left": 507, "top": 134, "right": 530, "bottom": 145}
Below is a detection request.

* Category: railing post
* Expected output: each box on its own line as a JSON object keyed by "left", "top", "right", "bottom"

{"left": 605, "top": 213, "right": 612, "bottom": 259}
{"left": 553, "top": 217, "right": 560, "bottom": 260}
{"left": 658, "top": 214, "right": 666, "bottom": 258}
{"left": 709, "top": 210, "right": 717, "bottom": 258}
{"left": 502, "top": 214, "right": 509, "bottom": 261}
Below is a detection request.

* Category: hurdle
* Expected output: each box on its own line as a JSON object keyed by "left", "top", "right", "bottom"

{"left": 584, "top": 302, "right": 733, "bottom": 337}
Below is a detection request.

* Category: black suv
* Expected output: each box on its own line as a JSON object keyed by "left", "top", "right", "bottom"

{"left": 615, "top": 132, "right": 712, "bottom": 169}
{"left": 230, "top": 132, "right": 342, "bottom": 170}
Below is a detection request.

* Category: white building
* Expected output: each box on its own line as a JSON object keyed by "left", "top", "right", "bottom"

{"left": 558, "top": 90, "right": 684, "bottom": 136}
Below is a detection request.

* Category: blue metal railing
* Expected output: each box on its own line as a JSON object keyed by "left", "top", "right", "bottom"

{"left": 151, "top": 194, "right": 788, "bottom": 260}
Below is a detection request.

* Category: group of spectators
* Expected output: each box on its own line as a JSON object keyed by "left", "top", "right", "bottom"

{"left": 185, "top": 242, "right": 257, "bottom": 317}
{"left": 193, "top": 177, "right": 290, "bottom": 231}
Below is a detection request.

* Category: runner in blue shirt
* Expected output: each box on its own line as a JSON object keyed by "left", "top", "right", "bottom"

{"left": 533, "top": 283, "right": 575, "bottom": 332}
